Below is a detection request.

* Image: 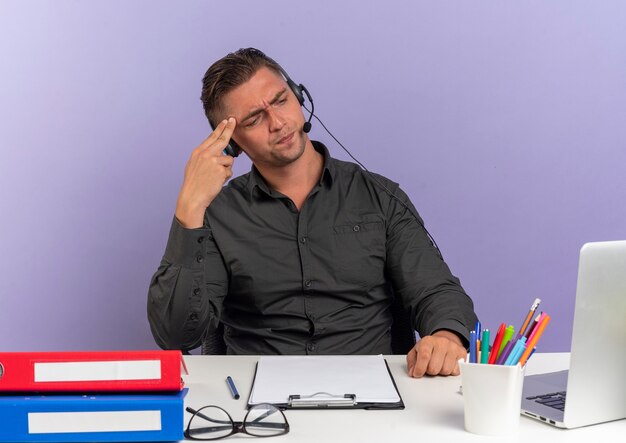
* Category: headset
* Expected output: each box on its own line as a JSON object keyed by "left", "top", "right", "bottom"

{"left": 211, "top": 57, "right": 314, "bottom": 157}
{"left": 209, "top": 50, "right": 444, "bottom": 260}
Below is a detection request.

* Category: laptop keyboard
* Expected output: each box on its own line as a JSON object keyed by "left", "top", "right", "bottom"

{"left": 526, "top": 391, "right": 566, "bottom": 411}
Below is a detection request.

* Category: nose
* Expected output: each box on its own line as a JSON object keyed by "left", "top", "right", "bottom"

{"left": 266, "top": 107, "right": 285, "bottom": 132}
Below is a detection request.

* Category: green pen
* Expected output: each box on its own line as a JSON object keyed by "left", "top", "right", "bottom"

{"left": 497, "top": 325, "right": 515, "bottom": 360}
{"left": 480, "top": 329, "right": 490, "bottom": 364}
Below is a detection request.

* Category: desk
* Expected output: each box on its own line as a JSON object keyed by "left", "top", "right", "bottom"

{"left": 182, "top": 354, "right": 624, "bottom": 442}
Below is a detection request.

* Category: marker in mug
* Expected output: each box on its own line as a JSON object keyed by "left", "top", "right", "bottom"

{"left": 480, "top": 329, "right": 490, "bottom": 364}
{"left": 497, "top": 325, "right": 515, "bottom": 359}
{"left": 469, "top": 330, "right": 477, "bottom": 363}
{"left": 226, "top": 376, "right": 240, "bottom": 400}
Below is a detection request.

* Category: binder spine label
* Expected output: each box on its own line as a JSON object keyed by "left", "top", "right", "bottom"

{"left": 27, "top": 410, "right": 162, "bottom": 433}
{"left": 34, "top": 360, "right": 162, "bottom": 382}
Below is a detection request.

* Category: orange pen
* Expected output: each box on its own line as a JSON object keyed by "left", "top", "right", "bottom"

{"left": 518, "top": 298, "right": 541, "bottom": 338}
{"left": 519, "top": 314, "right": 551, "bottom": 366}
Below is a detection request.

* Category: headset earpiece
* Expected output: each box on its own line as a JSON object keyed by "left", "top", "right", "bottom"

{"left": 209, "top": 121, "right": 241, "bottom": 157}
{"left": 286, "top": 77, "right": 305, "bottom": 106}
{"left": 223, "top": 141, "right": 241, "bottom": 157}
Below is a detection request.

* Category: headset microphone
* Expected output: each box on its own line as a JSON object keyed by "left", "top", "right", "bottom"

{"left": 301, "top": 84, "right": 314, "bottom": 134}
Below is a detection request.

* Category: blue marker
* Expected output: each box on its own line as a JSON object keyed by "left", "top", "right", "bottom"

{"left": 226, "top": 376, "right": 240, "bottom": 399}
{"left": 504, "top": 337, "right": 527, "bottom": 366}
{"left": 469, "top": 330, "right": 477, "bottom": 363}
{"left": 510, "top": 344, "right": 526, "bottom": 366}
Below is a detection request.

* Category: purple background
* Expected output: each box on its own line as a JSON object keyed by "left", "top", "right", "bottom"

{"left": 1, "top": 1, "right": 624, "bottom": 352}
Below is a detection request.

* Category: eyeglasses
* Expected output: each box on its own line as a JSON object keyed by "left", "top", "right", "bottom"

{"left": 185, "top": 404, "right": 290, "bottom": 440}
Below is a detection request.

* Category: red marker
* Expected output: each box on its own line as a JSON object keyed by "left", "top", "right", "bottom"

{"left": 488, "top": 323, "right": 506, "bottom": 364}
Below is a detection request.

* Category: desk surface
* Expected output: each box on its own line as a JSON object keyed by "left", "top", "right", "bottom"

{"left": 182, "top": 354, "right": 624, "bottom": 442}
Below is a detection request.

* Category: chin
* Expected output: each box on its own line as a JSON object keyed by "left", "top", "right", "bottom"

{"left": 272, "top": 131, "right": 306, "bottom": 165}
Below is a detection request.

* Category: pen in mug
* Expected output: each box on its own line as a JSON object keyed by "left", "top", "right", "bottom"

{"left": 524, "top": 347, "right": 537, "bottom": 365}
{"left": 496, "top": 337, "right": 516, "bottom": 365}
{"left": 509, "top": 345, "right": 527, "bottom": 366}
{"left": 497, "top": 325, "right": 515, "bottom": 360}
{"left": 525, "top": 312, "right": 542, "bottom": 339}
{"left": 469, "top": 330, "right": 477, "bottom": 363}
{"left": 504, "top": 337, "right": 526, "bottom": 366}
{"left": 518, "top": 298, "right": 541, "bottom": 338}
{"left": 488, "top": 323, "right": 506, "bottom": 364}
{"left": 527, "top": 312, "right": 547, "bottom": 343}
{"left": 519, "top": 314, "right": 551, "bottom": 366}
{"left": 480, "top": 329, "right": 490, "bottom": 364}
{"left": 226, "top": 376, "right": 240, "bottom": 400}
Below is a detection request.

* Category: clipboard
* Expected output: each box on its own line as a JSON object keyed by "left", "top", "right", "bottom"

{"left": 246, "top": 355, "right": 405, "bottom": 410}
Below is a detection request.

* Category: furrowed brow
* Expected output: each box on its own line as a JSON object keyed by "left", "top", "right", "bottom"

{"left": 240, "top": 89, "right": 287, "bottom": 124}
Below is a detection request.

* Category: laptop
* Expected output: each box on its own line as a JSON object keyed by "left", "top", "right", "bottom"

{"left": 521, "top": 240, "right": 626, "bottom": 428}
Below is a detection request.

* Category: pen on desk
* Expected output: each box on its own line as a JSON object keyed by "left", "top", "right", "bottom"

{"left": 518, "top": 298, "right": 541, "bottom": 338}
{"left": 488, "top": 323, "right": 506, "bottom": 364}
{"left": 480, "top": 329, "right": 490, "bottom": 364}
{"left": 518, "top": 314, "right": 551, "bottom": 367}
{"left": 226, "top": 376, "right": 240, "bottom": 400}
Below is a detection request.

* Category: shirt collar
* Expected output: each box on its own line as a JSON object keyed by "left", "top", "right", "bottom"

{"left": 246, "top": 140, "right": 334, "bottom": 197}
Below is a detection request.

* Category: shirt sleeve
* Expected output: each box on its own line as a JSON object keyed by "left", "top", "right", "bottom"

{"left": 147, "top": 216, "right": 228, "bottom": 351}
{"left": 383, "top": 185, "right": 478, "bottom": 348}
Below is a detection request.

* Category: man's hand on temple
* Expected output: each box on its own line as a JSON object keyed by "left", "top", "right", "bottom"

{"left": 406, "top": 329, "right": 467, "bottom": 378}
{"left": 175, "top": 118, "right": 237, "bottom": 229}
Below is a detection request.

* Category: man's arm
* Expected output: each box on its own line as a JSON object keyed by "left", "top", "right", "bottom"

{"left": 383, "top": 183, "right": 478, "bottom": 377}
{"left": 147, "top": 217, "right": 228, "bottom": 351}
{"left": 148, "top": 120, "right": 236, "bottom": 350}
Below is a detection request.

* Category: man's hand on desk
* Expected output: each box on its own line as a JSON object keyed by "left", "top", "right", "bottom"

{"left": 406, "top": 330, "right": 467, "bottom": 378}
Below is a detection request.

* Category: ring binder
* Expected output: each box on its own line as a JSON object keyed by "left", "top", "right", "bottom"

{"left": 288, "top": 392, "right": 356, "bottom": 408}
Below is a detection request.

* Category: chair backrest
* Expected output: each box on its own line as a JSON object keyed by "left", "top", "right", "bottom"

{"left": 201, "top": 322, "right": 227, "bottom": 355}
{"left": 201, "top": 296, "right": 416, "bottom": 355}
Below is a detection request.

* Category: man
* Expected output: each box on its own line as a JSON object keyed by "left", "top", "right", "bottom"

{"left": 148, "top": 48, "right": 478, "bottom": 377}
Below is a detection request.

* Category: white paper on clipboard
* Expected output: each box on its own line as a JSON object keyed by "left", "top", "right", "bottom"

{"left": 248, "top": 355, "right": 400, "bottom": 406}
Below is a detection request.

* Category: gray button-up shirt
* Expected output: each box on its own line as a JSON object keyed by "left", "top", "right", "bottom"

{"left": 148, "top": 142, "right": 477, "bottom": 354}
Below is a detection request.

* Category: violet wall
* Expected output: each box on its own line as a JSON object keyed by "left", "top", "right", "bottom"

{"left": 1, "top": 1, "right": 625, "bottom": 352}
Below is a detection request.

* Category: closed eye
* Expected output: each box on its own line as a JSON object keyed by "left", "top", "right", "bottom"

{"left": 244, "top": 115, "right": 261, "bottom": 127}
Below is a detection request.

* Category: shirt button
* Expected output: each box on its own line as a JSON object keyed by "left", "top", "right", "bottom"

{"left": 189, "top": 313, "right": 198, "bottom": 320}
{"left": 307, "top": 342, "right": 316, "bottom": 352}
{"left": 196, "top": 255, "right": 204, "bottom": 263}
{"left": 300, "top": 236, "right": 307, "bottom": 244}
{"left": 353, "top": 225, "right": 361, "bottom": 232}
{"left": 197, "top": 236, "right": 204, "bottom": 244}
{"left": 305, "top": 280, "right": 312, "bottom": 288}
{"left": 193, "top": 288, "right": 200, "bottom": 296}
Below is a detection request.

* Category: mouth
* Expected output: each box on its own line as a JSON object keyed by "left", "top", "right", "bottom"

{"left": 275, "top": 132, "right": 294, "bottom": 146}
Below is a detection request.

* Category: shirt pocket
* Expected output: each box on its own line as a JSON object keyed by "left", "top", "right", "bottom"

{"left": 331, "top": 217, "right": 386, "bottom": 287}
